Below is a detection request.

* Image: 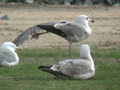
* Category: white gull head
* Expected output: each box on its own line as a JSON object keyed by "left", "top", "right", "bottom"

{"left": 2, "top": 42, "right": 17, "bottom": 52}
{"left": 1, "top": 42, "right": 20, "bottom": 66}
{"left": 80, "top": 44, "right": 91, "bottom": 59}
{"left": 80, "top": 44, "right": 95, "bottom": 72}
{"left": 75, "top": 15, "right": 94, "bottom": 25}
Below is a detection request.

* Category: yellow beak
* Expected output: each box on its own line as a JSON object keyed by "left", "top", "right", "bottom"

{"left": 16, "top": 47, "right": 22, "bottom": 51}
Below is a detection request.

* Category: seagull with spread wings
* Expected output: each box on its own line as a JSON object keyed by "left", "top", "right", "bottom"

{"left": 12, "top": 15, "right": 94, "bottom": 56}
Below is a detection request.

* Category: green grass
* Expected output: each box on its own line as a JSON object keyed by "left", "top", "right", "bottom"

{"left": 0, "top": 47, "right": 120, "bottom": 90}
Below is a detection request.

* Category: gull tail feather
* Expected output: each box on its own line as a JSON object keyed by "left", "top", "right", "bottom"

{"left": 38, "top": 66, "right": 70, "bottom": 78}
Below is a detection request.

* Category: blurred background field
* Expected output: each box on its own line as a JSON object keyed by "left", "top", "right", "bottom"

{"left": 0, "top": 5, "right": 120, "bottom": 49}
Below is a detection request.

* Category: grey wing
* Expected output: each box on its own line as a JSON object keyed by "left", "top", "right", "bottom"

{"left": 0, "top": 48, "right": 16, "bottom": 64}
{"left": 54, "top": 21, "right": 86, "bottom": 37}
{"left": 12, "top": 26, "right": 47, "bottom": 46}
{"left": 58, "top": 60, "right": 91, "bottom": 77}
{"left": 12, "top": 21, "right": 67, "bottom": 46}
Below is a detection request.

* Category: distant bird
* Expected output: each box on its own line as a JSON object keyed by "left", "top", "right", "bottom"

{"left": 13, "top": 15, "right": 94, "bottom": 56}
{"left": 1, "top": 14, "right": 9, "bottom": 20}
{"left": 0, "top": 42, "right": 21, "bottom": 67}
{"left": 38, "top": 44, "right": 95, "bottom": 79}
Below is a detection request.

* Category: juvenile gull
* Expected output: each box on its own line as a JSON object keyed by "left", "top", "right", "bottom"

{"left": 38, "top": 44, "right": 95, "bottom": 79}
{"left": 13, "top": 15, "right": 94, "bottom": 55}
{"left": 0, "top": 42, "right": 21, "bottom": 67}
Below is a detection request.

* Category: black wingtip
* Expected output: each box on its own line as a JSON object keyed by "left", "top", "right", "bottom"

{"left": 91, "top": 19, "right": 95, "bottom": 23}
{"left": 38, "top": 65, "right": 52, "bottom": 70}
{"left": 38, "top": 65, "right": 71, "bottom": 78}
{"left": 38, "top": 66, "right": 43, "bottom": 69}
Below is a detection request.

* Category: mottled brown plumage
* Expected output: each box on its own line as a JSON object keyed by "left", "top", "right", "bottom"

{"left": 38, "top": 45, "right": 95, "bottom": 79}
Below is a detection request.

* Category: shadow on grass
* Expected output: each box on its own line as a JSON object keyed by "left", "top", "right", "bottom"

{"left": 13, "top": 76, "right": 55, "bottom": 81}
{"left": 12, "top": 71, "right": 97, "bottom": 81}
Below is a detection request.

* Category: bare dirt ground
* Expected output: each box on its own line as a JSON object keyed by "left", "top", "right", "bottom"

{"left": 0, "top": 5, "right": 120, "bottom": 49}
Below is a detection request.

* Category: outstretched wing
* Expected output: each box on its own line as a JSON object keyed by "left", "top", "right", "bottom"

{"left": 54, "top": 21, "right": 87, "bottom": 40}
{"left": 12, "top": 25, "right": 47, "bottom": 46}
{"left": 12, "top": 22, "right": 67, "bottom": 46}
{"left": 37, "top": 22, "right": 67, "bottom": 38}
